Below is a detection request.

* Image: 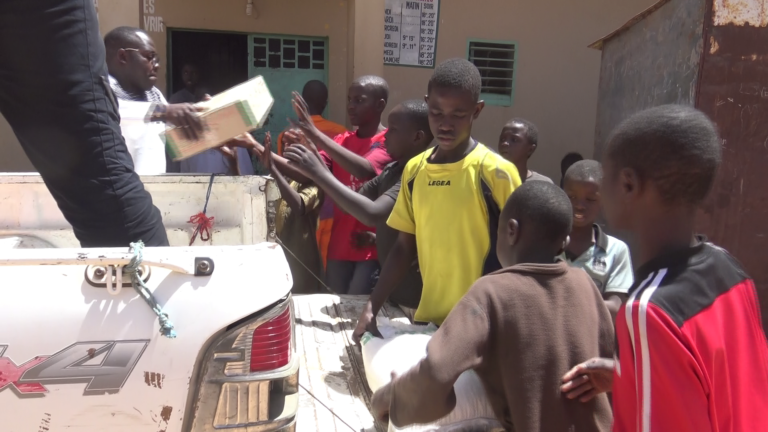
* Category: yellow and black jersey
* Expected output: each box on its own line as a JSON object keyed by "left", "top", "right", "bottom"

{"left": 387, "top": 143, "right": 522, "bottom": 324}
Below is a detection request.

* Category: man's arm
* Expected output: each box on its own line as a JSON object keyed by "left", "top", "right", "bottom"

{"left": 290, "top": 92, "right": 382, "bottom": 180}
{"left": 283, "top": 144, "right": 395, "bottom": 227}
{"left": 372, "top": 290, "right": 490, "bottom": 426}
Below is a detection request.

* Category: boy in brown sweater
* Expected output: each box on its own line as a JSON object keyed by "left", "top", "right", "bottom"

{"left": 371, "top": 181, "right": 614, "bottom": 431}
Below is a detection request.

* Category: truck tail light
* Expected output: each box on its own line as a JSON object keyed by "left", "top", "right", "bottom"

{"left": 250, "top": 307, "right": 291, "bottom": 372}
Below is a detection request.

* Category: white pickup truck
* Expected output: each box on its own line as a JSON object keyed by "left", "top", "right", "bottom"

{"left": 0, "top": 174, "right": 405, "bottom": 432}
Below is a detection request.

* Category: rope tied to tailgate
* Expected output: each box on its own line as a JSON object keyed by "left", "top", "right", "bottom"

{"left": 125, "top": 241, "right": 177, "bottom": 338}
{"left": 188, "top": 173, "right": 216, "bottom": 246}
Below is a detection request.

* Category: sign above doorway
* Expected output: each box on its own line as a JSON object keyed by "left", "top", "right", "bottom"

{"left": 383, "top": 0, "right": 440, "bottom": 68}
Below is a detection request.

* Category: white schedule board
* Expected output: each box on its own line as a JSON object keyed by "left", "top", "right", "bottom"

{"left": 383, "top": 0, "right": 439, "bottom": 68}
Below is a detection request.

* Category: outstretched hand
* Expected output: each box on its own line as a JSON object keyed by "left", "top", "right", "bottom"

{"left": 351, "top": 231, "right": 376, "bottom": 249}
{"left": 259, "top": 132, "right": 274, "bottom": 171}
{"left": 352, "top": 303, "right": 381, "bottom": 345}
{"left": 289, "top": 91, "right": 319, "bottom": 137}
{"left": 218, "top": 133, "right": 264, "bottom": 159}
{"left": 561, "top": 357, "right": 615, "bottom": 402}
{"left": 283, "top": 141, "right": 326, "bottom": 178}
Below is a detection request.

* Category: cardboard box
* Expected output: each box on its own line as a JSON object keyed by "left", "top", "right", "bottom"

{"left": 165, "top": 76, "right": 274, "bottom": 161}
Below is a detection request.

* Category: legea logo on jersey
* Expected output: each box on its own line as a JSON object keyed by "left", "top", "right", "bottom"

{"left": 0, "top": 340, "right": 149, "bottom": 397}
{"left": 427, "top": 180, "right": 451, "bottom": 186}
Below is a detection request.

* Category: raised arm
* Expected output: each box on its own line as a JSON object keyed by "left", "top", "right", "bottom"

{"left": 284, "top": 144, "right": 395, "bottom": 227}
{"left": 220, "top": 133, "right": 316, "bottom": 184}
{"left": 290, "top": 92, "right": 380, "bottom": 180}
{"left": 260, "top": 133, "right": 303, "bottom": 214}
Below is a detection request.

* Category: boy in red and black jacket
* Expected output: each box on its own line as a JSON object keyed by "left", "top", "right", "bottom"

{"left": 561, "top": 105, "right": 768, "bottom": 431}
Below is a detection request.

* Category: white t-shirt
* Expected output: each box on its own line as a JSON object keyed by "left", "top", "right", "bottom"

{"left": 108, "top": 75, "right": 167, "bottom": 175}
{"left": 117, "top": 99, "right": 167, "bottom": 175}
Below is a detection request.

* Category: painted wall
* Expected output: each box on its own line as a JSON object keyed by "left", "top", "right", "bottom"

{"left": 0, "top": 0, "right": 654, "bottom": 175}
{"left": 139, "top": 0, "right": 371, "bottom": 127}
{"left": 382, "top": 0, "right": 656, "bottom": 181}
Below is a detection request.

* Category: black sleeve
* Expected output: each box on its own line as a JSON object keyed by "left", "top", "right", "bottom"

{"left": 357, "top": 173, "right": 381, "bottom": 199}
{"left": 383, "top": 179, "right": 402, "bottom": 201}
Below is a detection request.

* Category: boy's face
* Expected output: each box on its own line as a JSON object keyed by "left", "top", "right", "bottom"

{"left": 384, "top": 108, "right": 421, "bottom": 161}
{"left": 498, "top": 124, "right": 534, "bottom": 168}
{"left": 347, "top": 83, "right": 384, "bottom": 127}
{"left": 425, "top": 86, "right": 484, "bottom": 151}
{"left": 563, "top": 177, "right": 601, "bottom": 229}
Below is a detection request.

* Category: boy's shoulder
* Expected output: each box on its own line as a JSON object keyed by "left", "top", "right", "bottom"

{"left": 473, "top": 143, "right": 521, "bottom": 185}
{"left": 602, "top": 230, "right": 630, "bottom": 256}
{"left": 473, "top": 261, "right": 588, "bottom": 296}
{"left": 634, "top": 241, "right": 751, "bottom": 328}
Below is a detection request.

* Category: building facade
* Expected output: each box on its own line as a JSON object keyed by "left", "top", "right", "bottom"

{"left": 0, "top": 0, "right": 654, "bottom": 179}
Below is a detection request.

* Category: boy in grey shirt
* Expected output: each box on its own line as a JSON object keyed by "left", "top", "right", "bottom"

{"left": 561, "top": 160, "right": 633, "bottom": 321}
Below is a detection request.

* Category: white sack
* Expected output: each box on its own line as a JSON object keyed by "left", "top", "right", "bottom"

{"left": 361, "top": 318, "right": 504, "bottom": 432}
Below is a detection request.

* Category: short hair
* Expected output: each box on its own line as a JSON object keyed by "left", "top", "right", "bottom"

{"left": 302, "top": 80, "right": 329, "bottom": 113}
{"left": 398, "top": 99, "right": 434, "bottom": 141}
{"left": 502, "top": 181, "right": 573, "bottom": 245}
{"left": 104, "top": 26, "right": 146, "bottom": 53}
{"left": 605, "top": 104, "right": 721, "bottom": 205}
{"left": 561, "top": 152, "right": 584, "bottom": 174}
{"left": 507, "top": 118, "right": 539, "bottom": 145}
{"left": 564, "top": 160, "right": 602, "bottom": 184}
{"left": 353, "top": 75, "right": 389, "bottom": 102}
{"left": 428, "top": 58, "right": 482, "bottom": 102}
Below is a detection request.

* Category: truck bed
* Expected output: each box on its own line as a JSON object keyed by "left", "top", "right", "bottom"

{"left": 293, "top": 294, "right": 408, "bottom": 432}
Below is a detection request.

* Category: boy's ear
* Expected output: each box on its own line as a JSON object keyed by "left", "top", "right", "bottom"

{"left": 558, "top": 235, "right": 570, "bottom": 255}
{"left": 376, "top": 98, "right": 387, "bottom": 113}
{"left": 473, "top": 101, "right": 485, "bottom": 119}
{"left": 527, "top": 143, "right": 537, "bottom": 158}
{"left": 414, "top": 130, "right": 425, "bottom": 143}
{"left": 619, "top": 167, "right": 640, "bottom": 198}
{"left": 507, "top": 218, "right": 520, "bottom": 246}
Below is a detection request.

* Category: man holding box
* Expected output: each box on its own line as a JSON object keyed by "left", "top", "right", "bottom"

{"left": 104, "top": 27, "right": 217, "bottom": 175}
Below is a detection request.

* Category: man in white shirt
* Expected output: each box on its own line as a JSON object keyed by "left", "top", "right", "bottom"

{"left": 104, "top": 27, "right": 204, "bottom": 175}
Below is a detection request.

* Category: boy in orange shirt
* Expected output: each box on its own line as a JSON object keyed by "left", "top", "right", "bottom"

{"left": 278, "top": 80, "right": 346, "bottom": 269}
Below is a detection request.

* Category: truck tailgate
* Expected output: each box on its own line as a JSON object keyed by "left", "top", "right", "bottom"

{"left": 293, "top": 294, "right": 408, "bottom": 432}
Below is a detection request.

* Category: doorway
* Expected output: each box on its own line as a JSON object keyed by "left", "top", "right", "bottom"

{"left": 168, "top": 30, "right": 330, "bottom": 172}
{"left": 168, "top": 30, "right": 249, "bottom": 98}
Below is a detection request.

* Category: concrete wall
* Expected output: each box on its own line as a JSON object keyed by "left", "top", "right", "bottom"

{"left": 593, "top": 0, "right": 706, "bottom": 160}
{"left": 383, "top": 0, "right": 655, "bottom": 180}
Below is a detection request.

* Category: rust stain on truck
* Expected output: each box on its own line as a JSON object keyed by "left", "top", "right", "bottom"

{"left": 144, "top": 371, "right": 165, "bottom": 389}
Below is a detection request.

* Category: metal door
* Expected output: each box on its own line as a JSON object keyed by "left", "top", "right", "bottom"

{"left": 249, "top": 35, "right": 328, "bottom": 160}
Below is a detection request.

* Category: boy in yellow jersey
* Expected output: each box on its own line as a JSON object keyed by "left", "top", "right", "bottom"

{"left": 353, "top": 58, "right": 522, "bottom": 341}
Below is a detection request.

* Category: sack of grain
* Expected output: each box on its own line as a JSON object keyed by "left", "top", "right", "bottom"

{"left": 361, "top": 318, "right": 504, "bottom": 432}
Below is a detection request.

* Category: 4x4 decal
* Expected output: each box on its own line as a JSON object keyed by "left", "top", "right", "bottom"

{"left": 0, "top": 340, "right": 149, "bottom": 397}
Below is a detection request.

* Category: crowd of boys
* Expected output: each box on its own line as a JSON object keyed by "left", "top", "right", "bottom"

{"left": 224, "top": 58, "right": 768, "bottom": 431}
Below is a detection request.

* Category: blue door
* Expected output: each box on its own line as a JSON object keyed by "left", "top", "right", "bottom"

{"left": 249, "top": 34, "right": 328, "bottom": 170}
